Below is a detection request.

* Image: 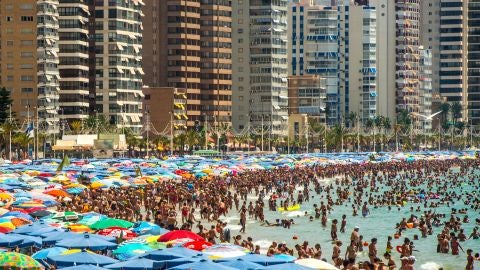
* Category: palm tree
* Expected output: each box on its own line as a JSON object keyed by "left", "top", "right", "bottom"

{"left": 185, "top": 130, "right": 198, "bottom": 152}
{"left": 365, "top": 118, "right": 375, "bottom": 151}
{"left": 439, "top": 102, "right": 451, "bottom": 127}
{"left": 70, "top": 120, "right": 83, "bottom": 134}
{"left": 13, "top": 133, "right": 33, "bottom": 158}
{"left": 393, "top": 124, "right": 401, "bottom": 152}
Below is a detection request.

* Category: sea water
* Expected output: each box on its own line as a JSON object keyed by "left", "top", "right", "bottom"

{"left": 220, "top": 171, "right": 480, "bottom": 270}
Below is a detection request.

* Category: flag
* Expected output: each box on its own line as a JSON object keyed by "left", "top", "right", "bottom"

{"left": 56, "top": 155, "right": 70, "bottom": 172}
{"left": 25, "top": 122, "right": 34, "bottom": 138}
{"left": 135, "top": 165, "right": 142, "bottom": 178}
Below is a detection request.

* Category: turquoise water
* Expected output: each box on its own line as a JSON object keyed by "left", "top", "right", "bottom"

{"left": 220, "top": 169, "right": 480, "bottom": 270}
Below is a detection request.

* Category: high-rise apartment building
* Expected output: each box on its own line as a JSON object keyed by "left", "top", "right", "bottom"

{"left": 467, "top": 1, "right": 480, "bottom": 125}
{"left": 419, "top": 47, "right": 433, "bottom": 132}
{"left": 142, "top": 0, "right": 232, "bottom": 131}
{"left": 420, "top": 0, "right": 440, "bottom": 101}
{"left": 338, "top": 1, "right": 378, "bottom": 123}
{"left": 1, "top": 0, "right": 145, "bottom": 133}
{"left": 58, "top": 0, "right": 90, "bottom": 122}
{"left": 231, "top": 0, "right": 289, "bottom": 137}
{"left": 93, "top": 0, "right": 144, "bottom": 132}
{"left": 0, "top": 1, "right": 40, "bottom": 124}
{"left": 37, "top": 0, "right": 61, "bottom": 134}
{"left": 288, "top": 0, "right": 338, "bottom": 125}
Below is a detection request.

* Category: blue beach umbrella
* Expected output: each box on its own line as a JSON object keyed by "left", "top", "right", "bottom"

{"left": 0, "top": 233, "right": 24, "bottom": 247}
{"left": 140, "top": 246, "right": 200, "bottom": 261}
{"left": 161, "top": 254, "right": 210, "bottom": 269}
{"left": 57, "top": 265, "right": 108, "bottom": 270}
{"left": 104, "top": 258, "right": 162, "bottom": 270}
{"left": 217, "top": 258, "right": 266, "bottom": 270}
{"left": 55, "top": 234, "right": 118, "bottom": 251}
{"left": 25, "top": 226, "right": 59, "bottom": 237}
{"left": 130, "top": 222, "right": 166, "bottom": 236}
{"left": 48, "top": 250, "right": 119, "bottom": 267}
{"left": 12, "top": 221, "right": 50, "bottom": 234}
{"left": 7, "top": 233, "right": 43, "bottom": 248}
{"left": 112, "top": 243, "right": 153, "bottom": 261}
{"left": 216, "top": 253, "right": 290, "bottom": 266}
{"left": 32, "top": 247, "right": 68, "bottom": 260}
{"left": 267, "top": 262, "right": 312, "bottom": 270}
{"left": 272, "top": 253, "right": 296, "bottom": 262}
{"left": 1, "top": 211, "right": 34, "bottom": 221}
{"left": 170, "top": 259, "right": 236, "bottom": 270}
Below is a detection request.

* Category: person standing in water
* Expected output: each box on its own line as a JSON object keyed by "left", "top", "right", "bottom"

{"left": 362, "top": 202, "right": 370, "bottom": 217}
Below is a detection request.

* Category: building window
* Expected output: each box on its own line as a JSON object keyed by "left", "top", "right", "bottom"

{"left": 21, "top": 28, "right": 33, "bottom": 34}
{"left": 7, "top": 76, "right": 14, "bottom": 81}
{"left": 5, "top": 5, "right": 13, "bottom": 10}
{"left": 21, "top": 16, "right": 33, "bottom": 22}
{"left": 21, "top": 88, "right": 33, "bottom": 93}
{"left": 238, "top": 87, "right": 244, "bottom": 91}
{"left": 20, "top": 4, "right": 34, "bottom": 10}
{"left": 21, "top": 52, "right": 33, "bottom": 58}
{"left": 239, "top": 77, "right": 244, "bottom": 81}
{"left": 20, "top": 64, "right": 33, "bottom": 69}
{"left": 20, "top": 40, "right": 33, "bottom": 46}
{"left": 7, "top": 40, "right": 14, "bottom": 46}
{"left": 238, "top": 19, "right": 243, "bottom": 24}
{"left": 145, "top": 94, "right": 150, "bottom": 100}
{"left": 6, "top": 16, "right": 13, "bottom": 22}
{"left": 237, "top": 28, "right": 243, "bottom": 34}
{"left": 6, "top": 28, "right": 13, "bottom": 34}
{"left": 238, "top": 48, "right": 243, "bottom": 53}
{"left": 6, "top": 64, "right": 13, "bottom": 69}
{"left": 21, "top": 76, "right": 33, "bottom": 81}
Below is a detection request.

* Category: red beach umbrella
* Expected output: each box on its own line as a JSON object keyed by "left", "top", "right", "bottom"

{"left": 158, "top": 230, "right": 204, "bottom": 242}
{"left": 183, "top": 240, "right": 213, "bottom": 251}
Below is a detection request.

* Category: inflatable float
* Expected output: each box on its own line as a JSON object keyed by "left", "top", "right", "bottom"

{"left": 278, "top": 204, "right": 301, "bottom": 212}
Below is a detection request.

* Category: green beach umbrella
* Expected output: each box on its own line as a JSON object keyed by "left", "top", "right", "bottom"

{"left": 0, "top": 252, "right": 43, "bottom": 270}
{"left": 90, "top": 218, "right": 133, "bottom": 230}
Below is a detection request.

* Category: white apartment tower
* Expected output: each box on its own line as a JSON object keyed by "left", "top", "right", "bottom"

{"left": 288, "top": 1, "right": 339, "bottom": 125}
{"left": 338, "top": 1, "right": 378, "bottom": 123}
{"left": 37, "top": 0, "right": 61, "bottom": 134}
{"left": 232, "top": 0, "right": 289, "bottom": 139}
{"left": 94, "top": 0, "right": 144, "bottom": 132}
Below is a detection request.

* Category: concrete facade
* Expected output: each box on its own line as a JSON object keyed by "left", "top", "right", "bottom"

{"left": 141, "top": 0, "right": 232, "bottom": 128}
{"left": 232, "top": 0, "right": 289, "bottom": 137}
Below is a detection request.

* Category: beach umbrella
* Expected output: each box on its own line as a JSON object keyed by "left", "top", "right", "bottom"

{"left": 170, "top": 259, "right": 236, "bottom": 270}
{"left": 1, "top": 211, "right": 34, "bottom": 221}
{"left": 55, "top": 233, "right": 118, "bottom": 251}
{"left": 78, "top": 212, "right": 107, "bottom": 226}
{"left": 56, "top": 265, "right": 108, "bottom": 270}
{"left": 97, "top": 227, "right": 137, "bottom": 240}
{"left": 157, "top": 230, "right": 204, "bottom": 242}
{"left": 272, "top": 253, "right": 296, "bottom": 262}
{"left": 0, "top": 252, "right": 43, "bottom": 269}
{"left": 12, "top": 221, "right": 50, "bottom": 234}
{"left": 47, "top": 250, "right": 119, "bottom": 267}
{"left": 9, "top": 234, "right": 43, "bottom": 248}
{"left": 202, "top": 244, "right": 249, "bottom": 259}
{"left": 217, "top": 258, "right": 266, "bottom": 270}
{"left": 30, "top": 210, "right": 52, "bottom": 218}
{"left": 161, "top": 255, "right": 210, "bottom": 269}
{"left": 141, "top": 246, "right": 200, "bottom": 261}
{"left": 90, "top": 218, "right": 133, "bottom": 230}
{"left": 32, "top": 247, "right": 68, "bottom": 260}
{"left": 68, "top": 224, "right": 93, "bottom": 233}
{"left": 25, "top": 226, "right": 59, "bottom": 237}
{"left": 294, "top": 258, "right": 339, "bottom": 270}
{"left": 104, "top": 258, "right": 162, "bottom": 270}
{"left": 112, "top": 243, "right": 153, "bottom": 261}
{"left": 182, "top": 240, "right": 212, "bottom": 251}
{"left": 0, "top": 233, "right": 24, "bottom": 247}
{"left": 130, "top": 222, "right": 166, "bottom": 236}
{"left": 0, "top": 218, "right": 16, "bottom": 233}
{"left": 0, "top": 192, "right": 13, "bottom": 201}
{"left": 266, "top": 262, "right": 312, "bottom": 270}
{"left": 215, "top": 253, "right": 290, "bottom": 266}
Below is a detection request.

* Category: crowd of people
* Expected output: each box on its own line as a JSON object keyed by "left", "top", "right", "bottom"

{"left": 53, "top": 158, "right": 480, "bottom": 270}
